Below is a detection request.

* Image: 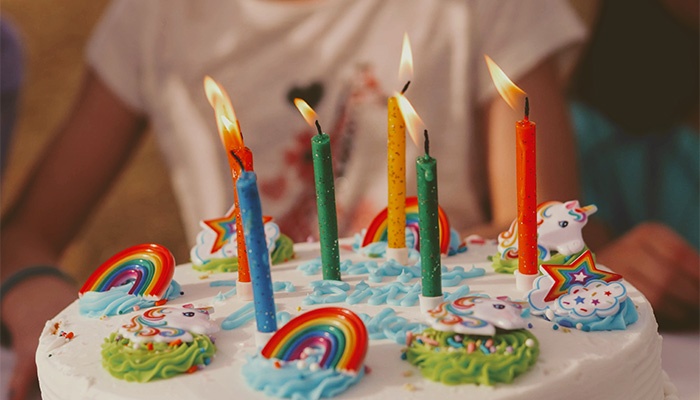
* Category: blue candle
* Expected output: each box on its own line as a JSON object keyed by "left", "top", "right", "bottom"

{"left": 237, "top": 170, "right": 277, "bottom": 334}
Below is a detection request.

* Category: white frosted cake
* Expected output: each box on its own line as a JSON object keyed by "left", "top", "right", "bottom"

{"left": 36, "top": 237, "right": 677, "bottom": 400}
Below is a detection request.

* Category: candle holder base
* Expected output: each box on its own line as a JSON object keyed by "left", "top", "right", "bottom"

{"left": 254, "top": 330, "right": 275, "bottom": 348}
{"left": 237, "top": 280, "right": 254, "bottom": 301}
{"left": 386, "top": 247, "right": 409, "bottom": 265}
{"left": 514, "top": 271, "right": 538, "bottom": 292}
{"left": 419, "top": 294, "right": 444, "bottom": 314}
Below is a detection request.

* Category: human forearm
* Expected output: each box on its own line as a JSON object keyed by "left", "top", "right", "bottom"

{"left": 1, "top": 69, "right": 147, "bottom": 278}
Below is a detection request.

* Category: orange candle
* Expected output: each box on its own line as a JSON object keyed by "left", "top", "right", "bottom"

{"left": 204, "top": 77, "right": 254, "bottom": 298}
{"left": 230, "top": 146, "right": 254, "bottom": 284}
{"left": 516, "top": 98, "right": 537, "bottom": 275}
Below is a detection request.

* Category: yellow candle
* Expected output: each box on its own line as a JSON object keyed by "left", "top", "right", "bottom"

{"left": 387, "top": 33, "right": 413, "bottom": 255}
{"left": 387, "top": 94, "right": 406, "bottom": 250}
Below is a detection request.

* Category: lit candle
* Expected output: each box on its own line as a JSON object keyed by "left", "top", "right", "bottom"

{"left": 516, "top": 98, "right": 537, "bottom": 276}
{"left": 396, "top": 94, "right": 443, "bottom": 313}
{"left": 484, "top": 56, "right": 538, "bottom": 291}
{"left": 416, "top": 131, "right": 441, "bottom": 297}
{"left": 294, "top": 99, "right": 341, "bottom": 281}
{"left": 204, "top": 76, "right": 255, "bottom": 300}
{"left": 386, "top": 33, "right": 413, "bottom": 265}
{"left": 237, "top": 167, "right": 277, "bottom": 335}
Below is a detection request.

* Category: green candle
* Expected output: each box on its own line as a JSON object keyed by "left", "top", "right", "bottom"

{"left": 417, "top": 130, "right": 441, "bottom": 297}
{"left": 311, "top": 121, "right": 341, "bottom": 281}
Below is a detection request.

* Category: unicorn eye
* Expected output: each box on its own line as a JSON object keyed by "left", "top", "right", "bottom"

{"left": 493, "top": 304, "right": 506, "bottom": 310}
{"left": 183, "top": 312, "right": 196, "bottom": 317}
{"left": 559, "top": 221, "right": 569, "bottom": 228}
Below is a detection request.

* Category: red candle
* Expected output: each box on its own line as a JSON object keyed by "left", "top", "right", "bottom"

{"left": 516, "top": 98, "right": 537, "bottom": 275}
{"left": 484, "top": 55, "right": 539, "bottom": 288}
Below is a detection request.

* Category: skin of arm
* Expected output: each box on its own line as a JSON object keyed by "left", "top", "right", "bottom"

{"left": 0, "top": 68, "right": 147, "bottom": 400}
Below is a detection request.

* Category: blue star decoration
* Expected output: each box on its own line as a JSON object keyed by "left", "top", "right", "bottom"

{"left": 541, "top": 250, "right": 623, "bottom": 302}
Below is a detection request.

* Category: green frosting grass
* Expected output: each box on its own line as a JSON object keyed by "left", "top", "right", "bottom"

{"left": 192, "top": 234, "right": 295, "bottom": 273}
{"left": 101, "top": 332, "right": 216, "bottom": 382}
{"left": 405, "top": 328, "right": 538, "bottom": 386}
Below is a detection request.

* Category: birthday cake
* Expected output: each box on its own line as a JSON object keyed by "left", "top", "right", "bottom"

{"left": 36, "top": 234, "right": 676, "bottom": 400}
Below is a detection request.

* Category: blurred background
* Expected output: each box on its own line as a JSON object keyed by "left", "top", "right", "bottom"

{"left": 0, "top": 0, "right": 599, "bottom": 281}
{"left": 1, "top": 0, "right": 188, "bottom": 280}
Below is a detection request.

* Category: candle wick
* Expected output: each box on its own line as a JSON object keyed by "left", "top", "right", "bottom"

{"left": 423, "top": 129, "right": 430, "bottom": 156}
{"left": 314, "top": 120, "right": 323, "bottom": 136}
{"left": 524, "top": 97, "right": 530, "bottom": 119}
{"left": 230, "top": 150, "right": 245, "bottom": 171}
{"left": 400, "top": 81, "right": 411, "bottom": 95}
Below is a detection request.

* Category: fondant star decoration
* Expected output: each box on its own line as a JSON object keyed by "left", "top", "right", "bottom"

{"left": 203, "top": 207, "right": 272, "bottom": 253}
{"left": 540, "top": 250, "right": 622, "bottom": 302}
{"left": 203, "top": 208, "right": 237, "bottom": 253}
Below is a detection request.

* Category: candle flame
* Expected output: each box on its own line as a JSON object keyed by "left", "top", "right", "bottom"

{"left": 398, "top": 33, "right": 413, "bottom": 84}
{"left": 203, "top": 76, "right": 244, "bottom": 149}
{"left": 484, "top": 55, "right": 526, "bottom": 111}
{"left": 396, "top": 93, "right": 425, "bottom": 149}
{"left": 293, "top": 98, "right": 319, "bottom": 127}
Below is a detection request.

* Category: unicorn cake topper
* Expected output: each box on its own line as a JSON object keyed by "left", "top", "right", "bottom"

{"left": 494, "top": 200, "right": 597, "bottom": 273}
{"left": 425, "top": 296, "right": 528, "bottom": 336}
{"left": 119, "top": 305, "right": 219, "bottom": 344}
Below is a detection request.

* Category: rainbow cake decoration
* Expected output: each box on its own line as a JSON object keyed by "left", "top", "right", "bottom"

{"left": 101, "top": 305, "right": 218, "bottom": 382}
{"left": 403, "top": 296, "right": 539, "bottom": 386}
{"left": 190, "top": 206, "right": 294, "bottom": 273}
{"left": 78, "top": 243, "right": 182, "bottom": 318}
{"left": 243, "top": 307, "right": 369, "bottom": 399}
{"left": 358, "top": 196, "right": 465, "bottom": 258}
{"left": 492, "top": 200, "right": 597, "bottom": 274}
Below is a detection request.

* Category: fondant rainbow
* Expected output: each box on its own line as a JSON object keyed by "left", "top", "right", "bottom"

{"left": 261, "top": 307, "right": 368, "bottom": 374}
{"left": 79, "top": 243, "right": 175, "bottom": 301}
{"left": 361, "top": 196, "right": 450, "bottom": 254}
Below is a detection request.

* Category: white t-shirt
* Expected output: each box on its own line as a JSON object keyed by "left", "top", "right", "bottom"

{"left": 87, "top": 0, "right": 585, "bottom": 242}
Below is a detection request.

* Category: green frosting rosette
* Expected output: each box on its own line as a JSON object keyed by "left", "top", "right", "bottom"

{"left": 102, "top": 332, "right": 216, "bottom": 382}
{"left": 102, "top": 306, "right": 219, "bottom": 382}
{"left": 404, "top": 328, "right": 538, "bottom": 386}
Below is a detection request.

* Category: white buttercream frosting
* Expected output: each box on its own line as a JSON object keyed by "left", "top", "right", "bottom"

{"left": 37, "top": 240, "right": 672, "bottom": 400}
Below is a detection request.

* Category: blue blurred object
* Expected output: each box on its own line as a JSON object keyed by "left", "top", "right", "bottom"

{"left": 571, "top": 101, "right": 700, "bottom": 249}
{"left": 1, "top": 18, "right": 24, "bottom": 175}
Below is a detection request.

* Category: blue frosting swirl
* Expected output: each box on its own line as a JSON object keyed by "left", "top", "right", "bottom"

{"left": 243, "top": 354, "right": 363, "bottom": 400}
{"left": 78, "top": 280, "right": 182, "bottom": 318}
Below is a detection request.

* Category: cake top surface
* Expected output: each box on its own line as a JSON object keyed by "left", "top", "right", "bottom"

{"left": 36, "top": 239, "right": 666, "bottom": 400}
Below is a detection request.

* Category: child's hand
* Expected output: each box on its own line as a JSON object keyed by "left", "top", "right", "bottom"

{"left": 598, "top": 222, "right": 700, "bottom": 331}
